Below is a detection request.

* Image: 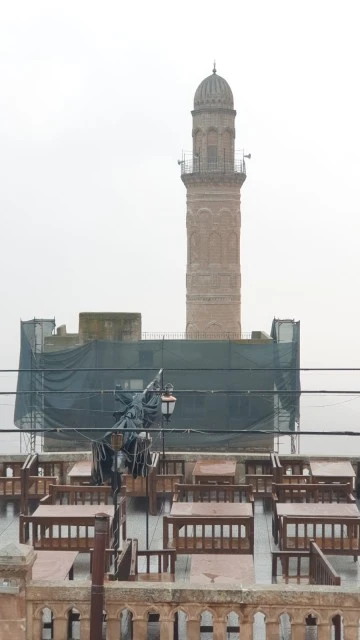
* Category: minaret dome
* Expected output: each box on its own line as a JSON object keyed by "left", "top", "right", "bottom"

{"left": 193, "top": 67, "right": 234, "bottom": 111}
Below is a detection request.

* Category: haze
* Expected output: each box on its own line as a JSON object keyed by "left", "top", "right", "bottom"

{"left": 1, "top": 1, "right": 360, "bottom": 454}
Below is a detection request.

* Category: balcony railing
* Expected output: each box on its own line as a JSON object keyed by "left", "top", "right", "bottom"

{"left": 142, "top": 332, "right": 252, "bottom": 340}
{"left": 180, "top": 150, "right": 246, "bottom": 175}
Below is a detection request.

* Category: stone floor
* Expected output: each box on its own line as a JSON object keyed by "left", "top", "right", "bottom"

{"left": 2, "top": 496, "right": 360, "bottom": 585}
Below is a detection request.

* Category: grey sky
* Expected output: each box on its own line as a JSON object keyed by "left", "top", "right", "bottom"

{"left": 1, "top": 1, "right": 360, "bottom": 451}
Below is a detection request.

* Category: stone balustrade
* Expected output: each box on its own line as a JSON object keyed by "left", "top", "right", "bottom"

{"left": 25, "top": 581, "right": 360, "bottom": 640}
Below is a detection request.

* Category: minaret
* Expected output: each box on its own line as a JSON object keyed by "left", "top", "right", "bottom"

{"left": 181, "top": 65, "right": 246, "bottom": 338}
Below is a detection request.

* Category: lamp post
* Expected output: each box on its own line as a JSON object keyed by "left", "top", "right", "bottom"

{"left": 161, "top": 383, "right": 177, "bottom": 462}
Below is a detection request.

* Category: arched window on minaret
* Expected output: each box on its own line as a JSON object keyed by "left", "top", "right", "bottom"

{"left": 227, "top": 232, "right": 238, "bottom": 264}
{"left": 193, "top": 129, "right": 203, "bottom": 171}
{"left": 209, "top": 232, "right": 221, "bottom": 263}
{"left": 189, "top": 232, "right": 200, "bottom": 264}
{"left": 222, "top": 129, "right": 233, "bottom": 170}
{"left": 207, "top": 129, "right": 218, "bottom": 170}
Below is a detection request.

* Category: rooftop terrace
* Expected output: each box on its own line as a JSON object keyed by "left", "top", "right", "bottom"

{"left": 1, "top": 450, "right": 360, "bottom": 639}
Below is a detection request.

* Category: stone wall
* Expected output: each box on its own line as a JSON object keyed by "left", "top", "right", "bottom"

{"left": 79, "top": 312, "right": 141, "bottom": 343}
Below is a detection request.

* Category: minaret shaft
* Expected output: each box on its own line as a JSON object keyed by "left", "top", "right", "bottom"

{"left": 181, "top": 69, "right": 246, "bottom": 338}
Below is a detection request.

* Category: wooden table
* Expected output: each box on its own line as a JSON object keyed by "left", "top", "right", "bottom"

{"left": 20, "top": 504, "right": 114, "bottom": 552}
{"left": 164, "top": 501, "right": 254, "bottom": 558}
{"left": 170, "top": 502, "right": 252, "bottom": 517}
{"left": 276, "top": 502, "right": 359, "bottom": 519}
{"left": 190, "top": 554, "right": 255, "bottom": 585}
{"left": 192, "top": 460, "right": 236, "bottom": 485}
{"left": 274, "top": 501, "right": 360, "bottom": 556}
{"left": 32, "top": 551, "right": 78, "bottom": 580}
{"left": 68, "top": 461, "right": 92, "bottom": 485}
{"left": 310, "top": 460, "right": 355, "bottom": 488}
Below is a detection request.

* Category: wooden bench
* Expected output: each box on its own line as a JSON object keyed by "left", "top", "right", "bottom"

{"left": 32, "top": 550, "right": 78, "bottom": 581}
{"left": 163, "top": 513, "right": 254, "bottom": 563}
{"left": 0, "top": 455, "right": 32, "bottom": 507}
{"left": 128, "top": 539, "right": 175, "bottom": 582}
{"left": 272, "top": 453, "right": 309, "bottom": 485}
{"left": 0, "top": 454, "right": 57, "bottom": 515}
{"left": 245, "top": 457, "right": 273, "bottom": 499}
{"left": 122, "top": 452, "right": 184, "bottom": 515}
{"left": 309, "top": 459, "right": 356, "bottom": 488}
{"left": 271, "top": 540, "right": 341, "bottom": 585}
{"left": 272, "top": 482, "right": 355, "bottom": 504}
{"left": 192, "top": 459, "right": 236, "bottom": 485}
{"left": 278, "top": 514, "right": 360, "bottom": 559}
{"left": 40, "top": 484, "right": 115, "bottom": 505}
{"left": 67, "top": 460, "right": 92, "bottom": 485}
{"left": 96, "top": 539, "right": 176, "bottom": 582}
{"left": 30, "top": 454, "right": 68, "bottom": 485}
{"left": 173, "top": 483, "right": 254, "bottom": 511}
{"left": 19, "top": 501, "right": 126, "bottom": 552}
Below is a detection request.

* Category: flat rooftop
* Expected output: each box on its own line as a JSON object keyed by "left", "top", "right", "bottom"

{"left": 2, "top": 495, "right": 360, "bottom": 587}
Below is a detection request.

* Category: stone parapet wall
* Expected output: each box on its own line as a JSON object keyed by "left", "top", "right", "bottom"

{"left": 25, "top": 581, "right": 360, "bottom": 640}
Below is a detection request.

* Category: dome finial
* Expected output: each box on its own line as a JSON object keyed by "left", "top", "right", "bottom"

{"left": 213, "top": 60, "right": 217, "bottom": 74}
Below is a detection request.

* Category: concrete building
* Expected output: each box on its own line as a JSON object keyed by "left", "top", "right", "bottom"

{"left": 43, "top": 312, "right": 141, "bottom": 352}
{"left": 181, "top": 65, "right": 246, "bottom": 338}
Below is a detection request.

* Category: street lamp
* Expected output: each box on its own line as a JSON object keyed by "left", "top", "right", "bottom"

{"left": 160, "top": 383, "right": 176, "bottom": 461}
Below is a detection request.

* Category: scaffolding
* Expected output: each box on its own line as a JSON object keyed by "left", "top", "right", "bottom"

{"left": 15, "top": 318, "right": 300, "bottom": 453}
{"left": 18, "top": 319, "right": 55, "bottom": 453}
{"left": 272, "top": 319, "right": 301, "bottom": 454}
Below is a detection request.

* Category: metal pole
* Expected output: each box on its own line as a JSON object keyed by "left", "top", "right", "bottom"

{"left": 146, "top": 429, "right": 149, "bottom": 550}
{"left": 111, "top": 433, "right": 123, "bottom": 576}
{"left": 161, "top": 369, "right": 165, "bottom": 463}
{"left": 90, "top": 513, "right": 109, "bottom": 640}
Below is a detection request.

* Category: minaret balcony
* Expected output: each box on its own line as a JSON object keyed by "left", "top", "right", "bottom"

{"left": 180, "top": 150, "right": 246, "bottom": 176}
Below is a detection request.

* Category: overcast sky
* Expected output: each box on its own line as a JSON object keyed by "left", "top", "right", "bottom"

{"left": 1, "top": 1, "right": 360, "bottom": 452}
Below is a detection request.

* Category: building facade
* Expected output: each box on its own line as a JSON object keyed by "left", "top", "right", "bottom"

{"left": 181, "top": 66, "right": 246, "bottom": 338}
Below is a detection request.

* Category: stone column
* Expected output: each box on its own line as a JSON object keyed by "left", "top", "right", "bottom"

{"left": 80, "top": 616, "right": 91, "bottom": 640}
{"left": 344, "top": 625, "right": 358, "bottom": 640}
{"left": 132, "top": 616, "right": 148, "bottom": 640}
{"left": 186, "top": 617, "right": 201, "bottom": 639}
{"left": 266, "top": 619, "right": 280, "bottom": 640}
{"left": 0, "top": 541, "right": 35, "bottom": 640}
{"left": 160, "top": 616, "right": 174, "bottom": 640}
{"left": 213, "top": 617, "right": 226, "bottom": 640}
{"left": 317, "top": 622, "right": 330, "bottom": 640}
{"left": 239, "top": 609, "right": 254, "bottom": 640}
{"left": 30, "top": 616, "right": 42, "bottom": 640}
{"left": 105, "top": 616, "right": 120, "bottom": 640}
{"left": 291, "top": 620, "right": 306, "bottom": 640}
{"left": 53, "top": 615, "right": 69, "bottom": 640}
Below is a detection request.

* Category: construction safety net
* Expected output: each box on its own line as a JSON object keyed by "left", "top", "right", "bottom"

{"left": 14, "top": 319, "right": 300, "bottom": 451}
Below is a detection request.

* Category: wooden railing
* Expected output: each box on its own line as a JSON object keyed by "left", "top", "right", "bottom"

{"left": 272, "top": 540, "right": 341, "bottom": 585}
{"left": 272, "top": 482, "right": 355, "bottom": 504}
{"left": 40, "top": 483, "right": 114, "bottom": 505}
{"left": 279, "top": 515, "right": 360, "bottom": 557}
{"left": 309, "top": 540, "right": 341, "bottom": 586}
{"left": 173, "top": 483, "right": 254, "bottom": 505}
{"left": 129, "top": 538, "right": 176, "bottom": 581}
{"left": 122, "top": 452, "right": 185, "bottom": 515}
{"left": 163, "top": 515, "right": 254, "bottom": 560}
{"left": 271, "top": 548, "right": 310, "bottom": 584}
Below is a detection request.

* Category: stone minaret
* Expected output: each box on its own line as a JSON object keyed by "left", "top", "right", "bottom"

{"left": 181, "top": 65, "right": 246, "bottom": 338}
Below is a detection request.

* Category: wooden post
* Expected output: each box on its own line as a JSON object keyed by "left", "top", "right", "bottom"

{"left": 89, "top": 513, "right": 109, "bottom": 640}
